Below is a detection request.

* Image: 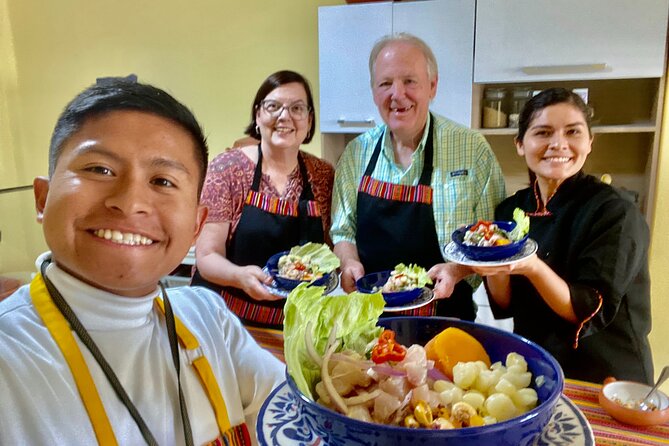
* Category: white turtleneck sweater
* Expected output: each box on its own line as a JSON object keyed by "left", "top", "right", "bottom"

{"left": 0, "top": 260, "right": 284, "bottom": 445}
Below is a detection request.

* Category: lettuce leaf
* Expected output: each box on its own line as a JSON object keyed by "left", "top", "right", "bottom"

{"left": 283, "top": 283, "right": 385, "bottom": 399}
{"left": 509, "top": 208, "right": 530, "bottom": 241}
{"left": 288, "top": 242, "right": 340, "bottom": 274}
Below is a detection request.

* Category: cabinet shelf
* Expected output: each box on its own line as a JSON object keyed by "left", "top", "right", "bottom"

{"left": 478, "top": 122, "right": 657, "bottom": 136}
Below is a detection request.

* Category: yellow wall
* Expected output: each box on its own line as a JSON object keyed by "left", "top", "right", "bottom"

{"left": 0, "top": 0, "right": 342, "bottom": 273}
{"left": 1, "top": 0, "right": 667, "bottom": 388}
{"left": 649, "top": 71, "right": 669, "bottom": 393}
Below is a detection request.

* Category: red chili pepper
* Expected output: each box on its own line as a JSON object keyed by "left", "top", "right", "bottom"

{"left": 371, "top": 329, "right": 407, "bottom": 364}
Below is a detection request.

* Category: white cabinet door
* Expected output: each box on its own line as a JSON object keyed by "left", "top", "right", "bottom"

{"left": 393, "top": 0, "right": 475, "bottom": 126}
{"left": 474, "top": 0, "right": 669, "bottom": 83}
{"left": 318, "top": 2, "right": 392, "bottom": 133}
{"left": 318, "top": 0, "right": 475, "bottom": 133}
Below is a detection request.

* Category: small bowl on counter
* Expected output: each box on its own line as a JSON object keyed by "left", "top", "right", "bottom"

{"left": 598, "top": 377, "right": 669, "bottom": 426}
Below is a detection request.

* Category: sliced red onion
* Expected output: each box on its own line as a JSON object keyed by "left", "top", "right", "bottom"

{"left": 427, "top": 367, "right": 451, "bottom": 382}
{"left": 372, "top": 364, "right": 407, "bottom": 377}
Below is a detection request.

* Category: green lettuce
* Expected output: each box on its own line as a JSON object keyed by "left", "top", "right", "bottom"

{"left": 283, "top": 283, "right": 385, "bottom": 399}
{"left": 509, "top": 208, "right": 530, "bottom": 241}
{"left": 287, "top": 242, "right": 340, "bottom": 274}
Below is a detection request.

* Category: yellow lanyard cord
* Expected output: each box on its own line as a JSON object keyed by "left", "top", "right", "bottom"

{"left": 30, "top": 273, "right": 234, "bottom": 443}
{"left": 155, "top": 298, "right": 232, "bottom": 433}
{"left": 30, "top": 273, "right": 118, "bottom": 445}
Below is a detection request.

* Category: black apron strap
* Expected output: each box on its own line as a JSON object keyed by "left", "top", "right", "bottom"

{"left": 251, "top": 144, "right": 263, "bottom": 191}
{"left": 364, "top": 114, "right": 435, "bottom": 185}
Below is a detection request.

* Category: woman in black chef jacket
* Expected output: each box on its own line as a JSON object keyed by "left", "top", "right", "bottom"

{"left": 471, "top": 88, "right": 653, "bottom": 384}
{"left": 191, "top": 71, "right": 334, "bottom": 328}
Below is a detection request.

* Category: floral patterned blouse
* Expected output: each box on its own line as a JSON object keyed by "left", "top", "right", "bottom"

{"left": 200, "top": 148, "right": 335, "bottom": 245}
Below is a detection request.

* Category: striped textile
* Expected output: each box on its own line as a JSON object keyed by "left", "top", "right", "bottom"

{"left": 564, "top": 379, "right": 669, "bottom": 445}
{"left": 358, "top": 176, "right": 433, "bottom": 204}
{"left": 206, "top": 424, "right": 251, "bottom": 446}
{"left": 222, "top": 290, "right": 284, "bottom": 328}
{"left": 244, "top": 190, "right": 320, "bottom": 218}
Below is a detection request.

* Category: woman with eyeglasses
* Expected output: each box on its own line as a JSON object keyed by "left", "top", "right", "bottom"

{"left": 191, "top": 70, "right": 334, "bottom": 328}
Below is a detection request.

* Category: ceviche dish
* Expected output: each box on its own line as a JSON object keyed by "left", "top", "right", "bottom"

{"left": 277, "top": 243, "right": 340, "bottom": 281}
{"left": 283, "top": 285, "right": 545, "bottom": 431}
{"left": 463, "top": 208, "right": 529, "bottom": 248}
{"left": 379, "top": 263, "right": 431, "bottom": 293}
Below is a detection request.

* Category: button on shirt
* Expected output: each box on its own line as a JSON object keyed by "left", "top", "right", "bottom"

{"left": 331, "top": 113, "right": 506, "bottom": 252}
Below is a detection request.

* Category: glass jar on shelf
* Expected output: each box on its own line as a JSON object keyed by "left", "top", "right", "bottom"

{"left": 482, "top": 88, "right": 508, "bottom": 128}
{"left": 509, "top": 87, "right": 533, "bottom": 128}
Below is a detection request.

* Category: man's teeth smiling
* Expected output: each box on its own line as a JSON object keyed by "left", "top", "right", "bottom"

{"left": 391, "top": 106, "right": 412, "bottom": 112}
{"left": 93, "top": 229, "right": 154, "bottom": 246}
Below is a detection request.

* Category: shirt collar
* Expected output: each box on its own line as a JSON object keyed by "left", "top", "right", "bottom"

{"left": 382, "top": 112, "right": 432, "bottom": 161}
{"left": 530, "top": 171, "right": 586, "bottom": 216}
{"left": 39, "top": 255, "right": 159, "bottom": 330}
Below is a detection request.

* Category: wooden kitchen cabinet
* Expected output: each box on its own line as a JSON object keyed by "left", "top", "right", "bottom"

{"left": 473, "top": 77, "right": 666, "bottom": 221}
{"left": 472, "top": 0, "right": 669, "bottom": 221}
{"left": 318, "top": 0, "right": 668, "bottom": 221}
{"left": 474, "top": 0, "right": 669, "bottom": 83}
{"left": 318, "top": 0, "right": 475, "bottom": 134}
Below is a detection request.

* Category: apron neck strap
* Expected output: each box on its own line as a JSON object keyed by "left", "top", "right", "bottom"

{"left": 251, "top": 143, "right": 315, "bottom": 200}
{"left": 365, "top": 113, "right": 435, "bottom": 186}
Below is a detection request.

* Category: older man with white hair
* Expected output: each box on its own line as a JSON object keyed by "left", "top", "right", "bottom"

{"left": 330, "top": 33, "right": 506, "bottom": 319}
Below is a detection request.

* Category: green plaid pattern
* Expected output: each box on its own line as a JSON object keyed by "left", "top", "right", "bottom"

{"left": 331, "top": 113, "right": 506, "bottom": 250}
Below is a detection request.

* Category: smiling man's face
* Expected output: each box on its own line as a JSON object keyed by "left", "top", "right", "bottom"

{"left": 34, "top": 110, "right": 207, "bottom": 296}
{"left": 372, "top": 41, "right": 437, "bottom": 144}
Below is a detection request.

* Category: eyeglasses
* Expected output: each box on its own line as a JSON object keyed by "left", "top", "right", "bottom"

{"left": 259, "top": 100, "right": 311, "bottom": 120}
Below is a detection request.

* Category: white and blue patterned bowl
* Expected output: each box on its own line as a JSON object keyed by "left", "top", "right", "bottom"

{"left": 284, "top": 317, "right": 564, "bottom": 446}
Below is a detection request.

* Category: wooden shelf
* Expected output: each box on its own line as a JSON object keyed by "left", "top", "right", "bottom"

{"left": 479, "top": 122, "right": 657, "bottom": 136}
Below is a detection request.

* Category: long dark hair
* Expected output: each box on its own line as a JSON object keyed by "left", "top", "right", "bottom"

{"left": 244, "top": 70, "right": 316, "bottom": 144}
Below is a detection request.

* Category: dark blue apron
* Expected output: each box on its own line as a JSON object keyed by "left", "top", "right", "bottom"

{"left": 192, "top": 145, "right": 324, "bottom": 327}
{"left": 355, "top": 116, "right": 475, "bottom": 320}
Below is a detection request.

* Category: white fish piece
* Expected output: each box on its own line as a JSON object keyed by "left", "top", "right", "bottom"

{"left": 400, "top": 344, "right": 428, "bottom": 386}
{"left": 348, "top": 404, "right": 374, "bottom": 423}
{"left": 372, "top": 390, "right": 402, "bottom": 424}
{"left": 378, "top": 375, "right": 410, "bottom": 399}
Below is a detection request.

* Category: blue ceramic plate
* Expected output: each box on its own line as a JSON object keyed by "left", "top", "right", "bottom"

{"left": 261, "top": 266, "right": 339, "bottom": 299}
{"left": 256, "top": 381, "right": 594, "bottom": 446}
{"left": 451, "top": 221, "right": 529, "bottom": 261}
{"left": 355, "top": 270, "right": 423, "bottom": 306}
{"left": 265, "top": 251, "right": 331, "bottom": 291}
{"left": 444, "top": 239, "right": 538, "bottom": 267}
